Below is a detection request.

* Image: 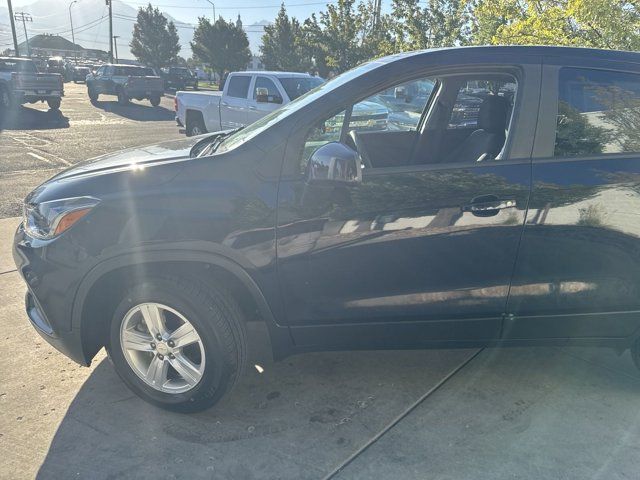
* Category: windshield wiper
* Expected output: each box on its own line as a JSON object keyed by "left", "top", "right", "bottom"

{"left": 191, "top": 127, "right": 244, "bottom": 158}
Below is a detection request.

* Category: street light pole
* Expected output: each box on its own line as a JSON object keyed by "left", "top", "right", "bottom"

{"left": 112, "top": 35, "right": 119, "bottom": 63}
{"left": 206, "top": 0, "right": 215, "bottom": 22}
{"left": 69, "top": 0, "right": 78, "bottom": 65}
{"left": 6, "top": 0, "right": 20, "bottom": 57}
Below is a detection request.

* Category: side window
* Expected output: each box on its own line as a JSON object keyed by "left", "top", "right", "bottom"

{"left": 105, "top": 66, "right": 114, "bottom": 76}
{"left": 300, "top": 110, "right": 346, "bottom": 172}
{"left": 555, "top": 68, "right": 640, "bottom": 157}
{"left": 449, "top": 79, "right": 516, "bottom": 129}
{"left": 96, "top": 66, "right": 105, "bottom": 76}
{"left": 226, "top": 75, "right": 251, "bottom": 98}
{"left": 352, "top": 78, "right": 435, "bottom": 133}
{"left": 254, "top": 76, "right": 282, "bottom": 103}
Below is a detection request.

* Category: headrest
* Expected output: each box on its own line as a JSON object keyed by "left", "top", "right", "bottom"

{"left": 478, "top": 95, "right": 509, "bottom": 133}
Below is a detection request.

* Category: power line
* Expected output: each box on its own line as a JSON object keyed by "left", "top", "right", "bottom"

{"left": 123, "top": 0, "right": 338, "bottom": 9}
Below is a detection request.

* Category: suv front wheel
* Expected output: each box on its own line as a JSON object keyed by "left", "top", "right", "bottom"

{"left": 106, "top": 276, "right": 246, "bottom": 412}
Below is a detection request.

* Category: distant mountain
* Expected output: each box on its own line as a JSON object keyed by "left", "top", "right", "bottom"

{"left": 0, "top": 1, "right": 270, "bottom": 59}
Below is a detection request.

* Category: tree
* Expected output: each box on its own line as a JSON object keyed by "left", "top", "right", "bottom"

{"left": 130, "top": 3, "right": 181, "bottom": 69}
{"left": 260, "top": 4, "right": 309, "bottom": 71}
{"left": 389, "top": 0, "right": 469, "bottom": 51}
{"left": 300, "top": 14, "right": 331, "bottom": 77}
{"left": 469, "top": 0, "right": 640, "bottom": 50}
{"left": 190, "top": 17, "right": 251, "bottom": 82}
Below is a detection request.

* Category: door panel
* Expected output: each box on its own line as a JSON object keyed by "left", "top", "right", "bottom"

{"left": 507, "top": 63, "right": 640, "bottom": 339}
{"left": 506, "top": 157, "right": 640, "bottom": 338}
{"left": 277, "top": 162, "right": 531, "bottom": 346}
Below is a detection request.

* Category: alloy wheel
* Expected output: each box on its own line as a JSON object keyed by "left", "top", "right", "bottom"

{"left": 119, "top": 302, "right": 206, "bottom": 394}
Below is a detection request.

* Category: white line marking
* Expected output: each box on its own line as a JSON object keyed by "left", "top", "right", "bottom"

{"left": 27, "top": 152, "right": 54, "bottom": 165}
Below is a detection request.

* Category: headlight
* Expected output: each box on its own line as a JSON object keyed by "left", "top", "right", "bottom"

{"left": 23, "top": 196, "right": 99, "bottom": 240}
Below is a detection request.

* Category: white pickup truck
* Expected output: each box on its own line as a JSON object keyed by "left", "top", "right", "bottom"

{"left": 175, "top": 71, "right": 324, "bottom": 136}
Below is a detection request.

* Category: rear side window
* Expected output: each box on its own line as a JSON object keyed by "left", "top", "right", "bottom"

{"left": 226, "top": 76, "right": 251, "bottom": 98}
{"left": 555, "top": 68, "right": 640, "bottom": 157}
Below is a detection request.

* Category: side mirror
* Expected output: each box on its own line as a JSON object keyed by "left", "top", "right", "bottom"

{"left": 256, "top": 87, "right": 269, "bottom": 103}
{"left": 307, "top": 142, "right": 361, "bottom": 185}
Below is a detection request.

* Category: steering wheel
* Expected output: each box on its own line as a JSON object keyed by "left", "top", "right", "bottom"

{"left": 347, "top": 130, "right": 374, "bottom": 169}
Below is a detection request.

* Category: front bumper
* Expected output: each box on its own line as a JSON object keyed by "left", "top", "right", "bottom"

{"left": 13, "top": 222, "right": 91, "bottom": 366}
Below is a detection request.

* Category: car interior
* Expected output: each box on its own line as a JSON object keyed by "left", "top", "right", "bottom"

{"left": 342, "top": 73, "right": 517, "bottom": 169}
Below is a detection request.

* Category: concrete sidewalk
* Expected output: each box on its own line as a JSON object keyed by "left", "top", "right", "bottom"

{"left": 2, "top": 215, "right": 640, "bottom": 479}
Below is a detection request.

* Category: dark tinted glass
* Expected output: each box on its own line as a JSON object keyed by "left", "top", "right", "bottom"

{"left": 280, "top": 77, "right": 324, "bottom": 100}
{"left": 0, "top": 59, "right": 36, "bottom": 73}
{"left": 254, "top": 76, "right": 281, "bottom": 101}
{"left": 555, "top": 68, "right": 640, "bottom": 157}
{"left": 227, "top": 75, "right": 251, "bottom": 98}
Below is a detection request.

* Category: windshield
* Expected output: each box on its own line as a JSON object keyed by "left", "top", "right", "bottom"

{"left": 280, "top": 77, "right": 325, "bottom": 100}
{"left": 216, "top": 61, "right": 382, "bottom": 154}
{"left": 0, "top": 59, "right": 37, "bottom": 73}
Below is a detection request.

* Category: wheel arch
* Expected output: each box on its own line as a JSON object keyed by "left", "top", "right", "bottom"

{"left": 74, "top": 250, "right": 292, "bottom": 366}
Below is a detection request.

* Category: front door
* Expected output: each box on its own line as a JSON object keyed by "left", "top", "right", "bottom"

{"left": 246, "top": 76, "right": 283, "bottom": 124}
{"left": 276, "top": 66, "right": 540, "bottom": 349}
{"left": 507, "top": 61, "right": 640, "bottom": 340}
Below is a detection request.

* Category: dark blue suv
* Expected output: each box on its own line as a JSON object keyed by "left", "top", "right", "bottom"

{"left": 14, "top": 46, "right": 640, "bottom": 411}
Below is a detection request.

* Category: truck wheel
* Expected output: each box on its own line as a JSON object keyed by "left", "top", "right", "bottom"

{"left": 47, "top": 98, "right": 61, "bottom": 111}
{"left": 186, "top": 111, "right": 207, "bottom": 137}
{"left": 117, "top": 88, "right": 129, "bottom": 106}
{"left": 150, "top": 95, "right": 161, "bottom": 107}
{"left": 88, "top": 87, "right": 98, "bottom": 103}
{"left": 106, "top": 276, "right": 246, "bottom": 413}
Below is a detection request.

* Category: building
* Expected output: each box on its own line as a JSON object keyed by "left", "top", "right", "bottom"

{"left": 13, "top": 34, "right": 107, "bottom": 61}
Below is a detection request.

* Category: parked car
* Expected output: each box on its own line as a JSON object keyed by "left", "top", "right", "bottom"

{"left": 86, "top": 64, "right": 164, "bottom": 106}
{"left": 175, "top": 71, "right": 325, "bottom": 136}
{"left": 15, "top": 46, "right": 640, "bottom": 413}
{"left": 0, "top": 57, "right": 64, "bottom": 111}
{"left": 162, "top": 66, "right": 198, "bottom": 91}
{"left": 72, "top": 66, "right": 91, "bottom": 84}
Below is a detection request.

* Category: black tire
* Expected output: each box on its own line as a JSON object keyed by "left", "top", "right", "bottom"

{"left": 106, "top": 276, "right": 247, "bottom": 413}
{"left": 47, "top": 98, "right": 61, "bottom": 110}
{"left": 186, "top": 111, "right": 207, "bottom": 137}
{"left": 117, "top": 88, "right": 129, "bottom": 106}
{"left": 88, "top": 86, "right": 99, "bottom": 103}
{"left": 150, "top": 95, "right": 161, "bottom": 107}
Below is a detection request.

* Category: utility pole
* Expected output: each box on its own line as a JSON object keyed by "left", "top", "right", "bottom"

{"left": 14, "top": 12, "right": 32, "bottom": 58}
{"left": 6, "top": 0, "right": 19, "bottom": 57}
{"left": 206, "top": 0, "right": 215, "bottom": 22}
{"left": 69, "top": 0, "right": 78, "bottom": 65}
{"left": 112, "top": 35, "right": 119, "bottom": 63}
{"left": 106, "top": 0, "right": 113, "bottom": 63}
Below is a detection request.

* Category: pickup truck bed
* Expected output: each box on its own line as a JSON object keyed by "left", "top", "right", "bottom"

{"left": 0, "top": 57, "right": 64, "bottom": 111}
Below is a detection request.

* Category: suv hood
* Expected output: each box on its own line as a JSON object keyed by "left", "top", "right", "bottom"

{"left": 49, "top": 136, "right": 205, "bottom": 181}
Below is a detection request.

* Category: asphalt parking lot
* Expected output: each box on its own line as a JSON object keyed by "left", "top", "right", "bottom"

{"left": 2, "top": 83, "right": 640, "bottom": 480}
{"left": 0, "top": 81, "right": 181, "bottom": 218}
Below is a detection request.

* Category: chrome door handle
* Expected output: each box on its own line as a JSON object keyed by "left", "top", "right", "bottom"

{"left": 249, "top": 106, "right": 257, "bottom": 110}
{"left": 462, "top": 195, "right": 516, "bottom": 217}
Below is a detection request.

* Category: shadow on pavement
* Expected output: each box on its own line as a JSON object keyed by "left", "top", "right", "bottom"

{"left": 35, "top": 347, "right": 475, "bottom": 480}
{"left": 92, "top": 99, "right": 175, "bottom": 122}
{"left": 0, "top": 106, "right": 69, "bottom": 131}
